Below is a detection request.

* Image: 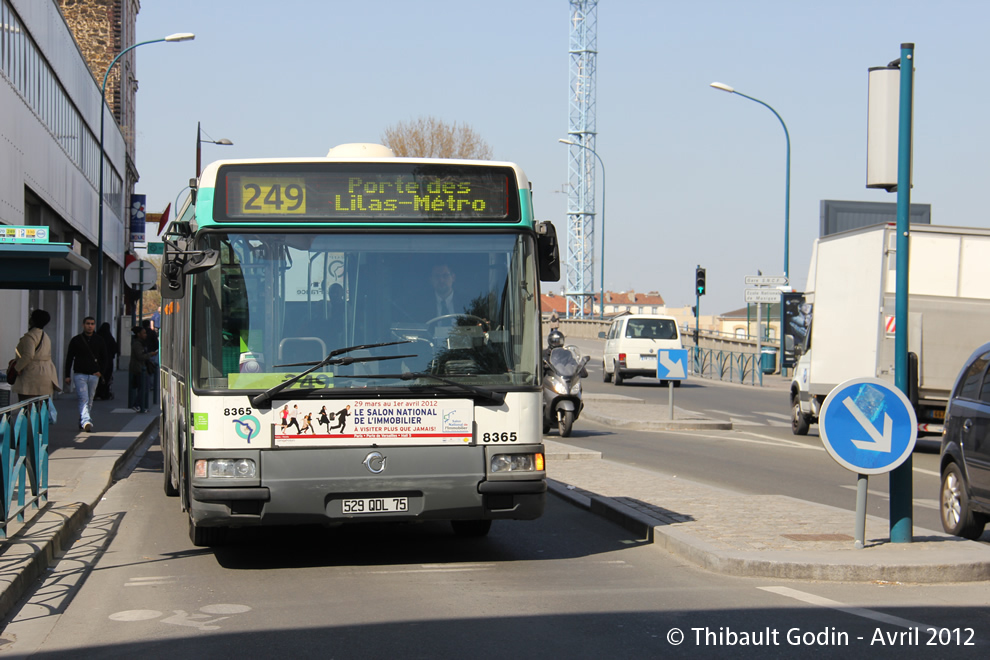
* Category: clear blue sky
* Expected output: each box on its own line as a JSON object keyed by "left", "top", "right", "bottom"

{"left": 135, "top": 0, "right": 989, "bottom": 316}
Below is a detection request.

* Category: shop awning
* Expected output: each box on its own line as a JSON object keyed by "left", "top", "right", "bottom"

{"left": 0, "top": 243, "right": 88, "bottom": 291}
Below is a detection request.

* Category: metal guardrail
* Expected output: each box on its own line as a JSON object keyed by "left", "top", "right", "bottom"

{"left": 0, "top": 396, "right": 51, "bottom": 539}
{"left": 692, "top": 348, "right": 763, "bottom": 386}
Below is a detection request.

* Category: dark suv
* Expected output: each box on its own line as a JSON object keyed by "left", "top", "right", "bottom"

{"left": 939, "top": 342, "right": 990, "bottom": 539}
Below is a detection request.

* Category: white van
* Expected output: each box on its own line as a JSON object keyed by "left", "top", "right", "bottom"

{"left": 602, "top": 315, "right": 683, "bottom": 385}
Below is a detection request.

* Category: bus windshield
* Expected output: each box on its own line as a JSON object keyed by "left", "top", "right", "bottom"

{"left": 191, "top": 231, "right": 540, "bottom": 392}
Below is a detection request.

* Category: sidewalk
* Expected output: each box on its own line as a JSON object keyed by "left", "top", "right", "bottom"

{"left": 0, "top": 387, "right": 158, "bottom": 620}
{"left": 545, "top": 394, "right": 990, "bottom": 583}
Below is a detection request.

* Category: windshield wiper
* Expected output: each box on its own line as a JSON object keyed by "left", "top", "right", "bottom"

{"left": 360, "top": 372, "right": 506, "bottom": 405}
{"left": 249, "top": 340, "right": 413, "bottom": 408}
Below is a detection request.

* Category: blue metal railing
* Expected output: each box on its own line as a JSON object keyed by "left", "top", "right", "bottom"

{"left": 692, "top": 348, "right": 763, "bottom": 386}
{"left": 0, "top": 396, "right": 50, "bottom": 539}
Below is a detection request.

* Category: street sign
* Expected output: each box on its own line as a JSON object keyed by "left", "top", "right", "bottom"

{"left": 744, "top": 275, "right": 788, "bottom": 286}
{"left": 147, "top": 242, "right": 164, "bottom": 255}
{"left": 744, "top": 288, "right": 782, "bottom": 303}
{"left": 656, "top": 349, "right": 688, "bottom": 380}
{"left": 819, "top": 377, "right": 918, "bottom": 475}
{"left": 124, "top": 259, "right": 156, "bottom": 291}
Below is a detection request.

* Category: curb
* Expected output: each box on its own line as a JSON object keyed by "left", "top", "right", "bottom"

{"left": 581, "top": 410, "right": 732, "bottom": 431}
{"left": 0, "top": 416, "right": 158, "bottom": 622}
{"left": 548, "top": 476, "right": 990, "bottom": 584}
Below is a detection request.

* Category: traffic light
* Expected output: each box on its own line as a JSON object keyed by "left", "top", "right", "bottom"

{"left": 695, "top": 266, "right": 706, "bottom": 296}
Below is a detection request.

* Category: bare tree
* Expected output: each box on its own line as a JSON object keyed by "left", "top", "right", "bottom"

{"left": 382, "top": 117, "right": 493, "bottom": 159}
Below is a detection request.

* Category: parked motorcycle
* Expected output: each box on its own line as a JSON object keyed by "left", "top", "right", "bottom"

{"left": 542, "top": 345, "right": 590, "bottom": 437}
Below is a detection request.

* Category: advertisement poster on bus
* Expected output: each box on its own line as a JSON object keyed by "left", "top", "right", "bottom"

{"left": 273, "top": 398, "right": 473, "bottom": 447}
{"left": 781, "top": 292, "right": 812, "bottom": 369}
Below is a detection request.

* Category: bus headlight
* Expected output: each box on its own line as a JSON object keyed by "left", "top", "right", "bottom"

{"left": 491, "top": 453, "right": 544, "bottom": 473}
{"left": 196, "top": 458, "right": 258, "bottom": 478}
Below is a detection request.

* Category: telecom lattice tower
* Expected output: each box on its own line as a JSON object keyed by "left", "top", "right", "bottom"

{"left": 564, "top": 0, "right": 598, "bottom": 318}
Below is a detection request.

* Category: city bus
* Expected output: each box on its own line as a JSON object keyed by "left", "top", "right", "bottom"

{"left": 158, "top": 143, "right": 560, "bottom": 546}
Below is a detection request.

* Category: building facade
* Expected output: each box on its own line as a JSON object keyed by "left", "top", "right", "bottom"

{"left": 1, "top": 0, "right": 138, "bottom": 381}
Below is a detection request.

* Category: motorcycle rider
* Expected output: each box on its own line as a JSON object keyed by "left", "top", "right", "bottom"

{"left": 544, "top": 328, "right": 565, "bottom": 362}
{"left": 544, "top": 329, "right": 587, "bottom": 378}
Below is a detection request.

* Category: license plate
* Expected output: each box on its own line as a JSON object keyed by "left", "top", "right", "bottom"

{"left": 932, "top": 409, "right": 945, "bottom": 420}
{"left": 641, "top": 354, "right": 656, "bottom": 360}
{"left": 342, "top": 497, "right": 409, "bottom": 514}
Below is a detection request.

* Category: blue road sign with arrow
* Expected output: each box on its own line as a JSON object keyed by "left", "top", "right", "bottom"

{"left": 656, "top": 349, "right": 688, "bottom": 380}
{"left": 819, "top": 377, "right": 918, "bottom": 475}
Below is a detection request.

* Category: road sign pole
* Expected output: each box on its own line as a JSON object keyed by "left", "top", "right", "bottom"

{"left": 668, "top": 381, "right": 674, "bottom": 420}
{"left": 890, "top": 42, "right": 915, "bottom": 544}
{"left": 694, "top": 292, "right": 700, "bottom": 370}
{"left": 855, "top": 473, "right": 868, "bottom": 549}
{"left": 819, "top": 377, "right": 918, "bottom": 546}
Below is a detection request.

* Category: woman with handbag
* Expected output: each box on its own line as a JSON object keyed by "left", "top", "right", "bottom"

{"left": 10, "top": 309, "right": 61, "bottom": 402}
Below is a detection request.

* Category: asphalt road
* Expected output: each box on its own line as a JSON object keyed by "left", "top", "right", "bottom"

{"left": 563, "top": 340, "right": 951, "bottom": 538}
{"left": 3, "top": 441, "right": 989, "bottom": 658}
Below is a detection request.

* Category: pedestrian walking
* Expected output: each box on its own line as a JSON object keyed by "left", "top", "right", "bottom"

{"left": 95, "top": 322, "right": 119, "bottom": 400}
{"left": 141, "top": 319, "right": 160, "bottom": 405}
{"left": 64, "top": 316, "right": 107, "bottom": 432}
{"left": 128, "top": 326, "right": 157, "bottom": 413}
{"left": 10, "top": 309, "right": 61, "bottom": 403}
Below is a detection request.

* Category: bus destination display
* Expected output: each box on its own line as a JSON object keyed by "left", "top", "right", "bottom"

{"left": 218, "top": 164, "right": 518, "bottom": 222}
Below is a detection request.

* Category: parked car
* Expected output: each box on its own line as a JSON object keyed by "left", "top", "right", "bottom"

{"left": 601, "top": 315, "right": 682, "bottom": 385}
{"left": 939, "top": 342, "right": 990, "bottom": 539}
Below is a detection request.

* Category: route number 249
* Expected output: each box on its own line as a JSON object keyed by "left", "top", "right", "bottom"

{"left": 243, "top": 183, "right": 305, "bottom": 213}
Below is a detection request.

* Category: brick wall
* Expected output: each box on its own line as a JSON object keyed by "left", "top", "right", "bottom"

{"left": 57, "top": 0, "right": 139, "bottom": 158}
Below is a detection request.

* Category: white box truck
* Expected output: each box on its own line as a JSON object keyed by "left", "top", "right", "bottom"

{"left": 790, "top": 223, "right": 990, "bottom": 436}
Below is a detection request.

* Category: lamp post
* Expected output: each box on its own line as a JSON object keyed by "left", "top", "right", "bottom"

{"left": 96, "top": 32, "right": 194, "bottom": 328}
{"left": 196, "top": 122, "right": 234, "bottom": 177}
{"left": 558, "top": 138, "right": 606, "bottom": 319}
{"left": 710, "top": 82, "right": 791, "bottom": 281}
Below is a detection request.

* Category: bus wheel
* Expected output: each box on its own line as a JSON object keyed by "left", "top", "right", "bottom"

{"left": 451, "top": 520, "right": 492, "bottom": 538}
{"left": 189, "top": 518, "right": 228, "bottom": 547}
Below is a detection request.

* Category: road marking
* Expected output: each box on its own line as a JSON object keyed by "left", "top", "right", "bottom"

{"left": 837, "top": 485, "right": 939, "bottom": 510}
{"left": 753, "top": 411, "right": 792, "bottom": 420}
{"left": 759, "top": 586, "right": 935, "bottom": 631}
{"left": 109, "top": 610, "right": 162, "bottom": 622}
{"left": 913, "top": 466, "right": 940, "bottom": 477}
{"left": 125, "top": 576, "right": 178, "bottom": 587}
{"left": 368, "top": 563, "right": 496, "bottom": 575}
{"left": 730, "top": 416, "right": 786, "bottom": 427}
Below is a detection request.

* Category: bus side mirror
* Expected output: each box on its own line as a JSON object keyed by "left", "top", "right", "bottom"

{"left": 536, "top": 221, "right": 561, "bottom": 282}
{"left": 161, "top": 237, "right": 219, "bottom": 299}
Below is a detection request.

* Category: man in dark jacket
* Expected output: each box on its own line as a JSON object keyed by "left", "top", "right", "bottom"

{"left": 141, "top": 319, "right": 160, "bottom": 405}
{"left": 64, "top": 316, "right": 107, "bottom": 432}
{"left": 129, "top": 326, "right": 157, "bottom": 413}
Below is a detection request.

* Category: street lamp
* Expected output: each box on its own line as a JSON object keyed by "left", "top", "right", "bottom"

{"left": 196, "top": 122, "right": 234, "bottom": 177}
{"left": 558, "top": 138, "right": 606, "bottom": 319}
{"left": 96, "top": 32, "right": 195, "bottom": 327}
{"left": 710, "top": 82, "right": 791, "bottom": 280}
